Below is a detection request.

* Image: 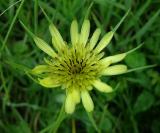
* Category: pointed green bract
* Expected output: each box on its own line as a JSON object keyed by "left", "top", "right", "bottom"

{"left": 125, "top": 64, "right": 157, "bottom": 73}
{"left": 70, "top": 20, "right": 79, "bottom": 46}
{"left": 34, "top": 36, "right": 57, "bottom": 58}
{"left": 102, "top": 65, "right": 127, "bottom": 75}
{"left": 20, "top": 21, "right": 57, "bottom": 58}
{"left": 113, "top": 8, "right": 130, "bottom": 32}
{"left": 49, "top": 24, "right": 65, "bottom": 51}
{"left": 40, "top": 6, "right": 66, "bottom": 51}
{"left": 126, "top": 43, "right": 144, "bottom": 54}
{"left": 31, "top": 65, "right": 51, "bottom": 74}
{"left": 79, "top": 19, "right": 90, "bottom": 46}
{"left": 95, "top": 31, "right": 114, "bottom": 53}
{"left": 89, "top": 28, "right": 101, "bottom": 50}
{"left": 20, "top": 20, "right": 35, "bottom": 38}
{"left": 100, "top": 43, "right": 144, "bottom": 65}
{"left": 38, "top": 77, "right": 60, "bottom": 88}
{"left": 101, "top": 53, "right": 126, "bottom": 64}
{"left": 40, "top": 6, "right": 52, "bottom": 24}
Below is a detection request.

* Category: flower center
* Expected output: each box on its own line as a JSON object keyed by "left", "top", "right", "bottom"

{"left": 51, "top": 45, "right": 104, "bottom": 89}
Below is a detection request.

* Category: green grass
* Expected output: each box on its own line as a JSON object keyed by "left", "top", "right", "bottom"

{"left": 0, "top": 0, "right": 160, "bottom": 133}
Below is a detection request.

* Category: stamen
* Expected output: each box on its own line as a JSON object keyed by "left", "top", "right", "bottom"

{"left": 49, "top": 45, "right": 103, "bottom": 89}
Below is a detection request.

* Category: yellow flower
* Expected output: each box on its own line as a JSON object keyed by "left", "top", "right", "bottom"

{"left": 31, "top": 19, "right": 129, "bottom": 114}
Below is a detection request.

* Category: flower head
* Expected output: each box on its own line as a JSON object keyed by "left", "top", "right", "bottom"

{"left": 31, "top": 19, "right": 128, "bottom": 114}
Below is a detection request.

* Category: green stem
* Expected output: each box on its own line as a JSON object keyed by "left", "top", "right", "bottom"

{"left": 0, "top": 67, "right": 9, "bottom": 113}
{"left": 50, "top": 103, "right": 66, "bottom": 133}
{"left": 72, "top": 119, "right": 76, "bottom": 133}
{"left": 40, "top": 103, "right": 66, "bottom": 133}
{"left": 87, "top": 112, "right": 101, "bottom": 133}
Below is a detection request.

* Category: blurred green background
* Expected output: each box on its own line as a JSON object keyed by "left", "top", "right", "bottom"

{"left": 0, "top": 0, "right": 160, "bottom": 133}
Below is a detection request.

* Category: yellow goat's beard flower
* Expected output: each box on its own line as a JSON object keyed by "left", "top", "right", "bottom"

{"left": 32, "top": 19, "right": 128, "bottom": 114}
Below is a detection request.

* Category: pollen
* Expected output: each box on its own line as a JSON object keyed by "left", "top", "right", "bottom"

{"left": 49, "top": 44, "right": 104, "bottom": 91}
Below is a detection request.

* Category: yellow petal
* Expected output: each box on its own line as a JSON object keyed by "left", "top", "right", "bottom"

{"left": 34, "top": 37, "right": 57, "bottom": 58}
{"left": 70, "top": 20, "right": 79, "bottom": 46}
{"left": 102, "top": 65, "right": 127, "bottom": 75}
{"left": 81, "top": 90, "right": 94, "bottom": 112}
{"left": 95, "top": 31, "right": 114, "bottom": 53}
{"left": 87, "top": 86, "right": 93, "bottom": 91}
{"left": 31, "top": 65, "right": 51, "bottom": 74}
{"left": 51, "top": 38, "right": 60, "bottom": 51}
{"left": 71, "top": 89, "right": 80, "bottom": 104}
{"left": 49, "top": 24, "right": 65, "bottom": 51}
{"left": 100, "top": 60, "right": 112, "bottom": 68}
{"left": 101, "top": 53, "right": 126, "bottom": 64}
{"left": 79, "top": 20, "right": 90, "bottom": 46}
{"left": 92, "top": 80, "right": 113, "bottom": 93}
{"left": 89, "top": 28, "right": 101, "bottom": 50}
{"left": 65, "top": 92, "right": 76, "bottom": 114}
{"left": 38, "top": 77, "right": 60, "bottom": 88}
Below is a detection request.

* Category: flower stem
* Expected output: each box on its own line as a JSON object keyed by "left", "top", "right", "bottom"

{"left": 40, "top": 103, "right": 66, "bottom": 133}
{"left": 72, "top": 119, "right": 76, "bottom": 133}
{"left": 87, "top": 112, "right": 101, "bottom": 133}
{"left": 49, "top": 102, "right": 66, "bottom": 133}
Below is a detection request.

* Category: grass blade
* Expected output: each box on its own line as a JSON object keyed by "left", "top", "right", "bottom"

{"left": 0, "top": 0, "right": 25, "bottom": 52}
{"left": 132, "top": 9, "right": 160, "bottom": 40}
